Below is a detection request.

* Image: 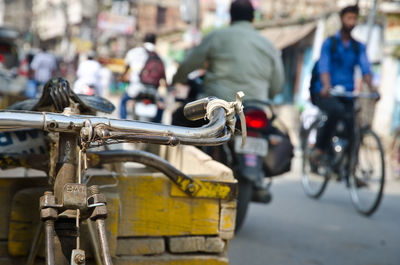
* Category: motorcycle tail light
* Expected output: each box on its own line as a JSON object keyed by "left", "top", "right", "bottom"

{"left": 245, "top": 109, "right": 268, "bottom": 129}
{"left": 143, "top": 99, "right": 152, "bottom": 105}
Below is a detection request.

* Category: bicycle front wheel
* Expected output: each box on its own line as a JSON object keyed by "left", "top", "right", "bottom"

{"left": 301, "top": 121, "right": 329, "bottom": 198}
{"left": 349, "top": 128, "right": 385, "bottom": 216}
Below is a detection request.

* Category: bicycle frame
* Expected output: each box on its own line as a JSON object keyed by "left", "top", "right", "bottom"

{"left": 0, "top": 94, "right": 243, "bottom": 265}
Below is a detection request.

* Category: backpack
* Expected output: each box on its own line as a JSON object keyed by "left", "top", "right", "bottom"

{"left": 309, "top": 36, "right": 359, "bottom": 104}
{"left": 139, "top": 49, "right": 165, "bottom": 87}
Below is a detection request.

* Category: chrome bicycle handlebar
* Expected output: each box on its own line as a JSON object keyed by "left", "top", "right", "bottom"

{"left": 0, "top": 95, "right": 245, "bottom": 146}
{"left": 329, "top": 86, "right": 379, "bottom": 99}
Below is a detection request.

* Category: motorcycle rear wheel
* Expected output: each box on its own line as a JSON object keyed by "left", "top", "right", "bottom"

{"left": 235, "top": 177, "right": 252, "bottom": 231}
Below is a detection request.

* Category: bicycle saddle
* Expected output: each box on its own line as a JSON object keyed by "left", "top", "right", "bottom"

{"left": 7, "top": 77, "right": 115, "bottom": 114}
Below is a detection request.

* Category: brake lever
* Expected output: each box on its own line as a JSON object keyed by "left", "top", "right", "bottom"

{"left": 235, "top": 92, "right": 247, "bottom": 148}
{"left": 205, "top": 91, "right": 247, "bottom": 148}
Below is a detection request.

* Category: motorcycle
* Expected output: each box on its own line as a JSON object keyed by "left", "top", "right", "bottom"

{"left": 73, "top": 76, "right": 100, "bottom": 96}
{"left": 128, "top": 89, "right": 163, "bottom": 122}
{"left": 173, "top": 97, "right": 294, "bottom": 230}
{"left": 224, "top": 99, "right": 293, "bottom": 230}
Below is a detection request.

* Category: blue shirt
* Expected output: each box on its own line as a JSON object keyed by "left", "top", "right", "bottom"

{"left": 314, "top": 31, "right": 371, "bottom": 93}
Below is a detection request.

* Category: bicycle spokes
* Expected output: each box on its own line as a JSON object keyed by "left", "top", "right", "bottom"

{"left": 349, "top": 129, "right": 385, "bottom": 216}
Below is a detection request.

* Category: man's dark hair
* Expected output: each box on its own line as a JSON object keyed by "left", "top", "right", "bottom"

{"left": 144, "top": 33, "right": 156, "bottom": 44}
{"left": 230, "top": 0, "right": 254, "bottom": 23}
{"left": 340, "top": 5, "right": 359, "bottom": 17}
{"left": 40, "top": 42, "right": 49, "bottom": 52}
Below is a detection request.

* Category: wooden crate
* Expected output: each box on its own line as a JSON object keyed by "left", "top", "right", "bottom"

{"left": 1, "top": 146, "right": 237, "bottom": 264}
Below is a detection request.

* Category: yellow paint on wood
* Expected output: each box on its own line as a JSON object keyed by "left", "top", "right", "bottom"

{"left": 219, "top": 200, "right": 237, "bottom": 240}
{"left": 0, "top": 177, "right": 48, "bottom": 240}
{"left": 8, "top": 188, "right": 43, "bottom": 256}
{"left": 103, "top": 192, "right": 120, "bottom": 257}
{"left": 114, "top": 175, "right": 220, "bottom": 237}
{"left": 116, "top": 255, "right": 228, "bottom": 265}
{"left": 0, "top": 180, "right": 14, "bottom": 240}
{"left": 170, "top": 177, "right": 237, "bottom": 200}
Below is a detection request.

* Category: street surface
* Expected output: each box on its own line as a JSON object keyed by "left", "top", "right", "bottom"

{"left": 229, "top": 156, "right": 400, "bottom": 265}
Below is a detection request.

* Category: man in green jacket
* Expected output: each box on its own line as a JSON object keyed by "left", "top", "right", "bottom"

{"left": 172, "top": 0, "right": 284, "bottom": 102}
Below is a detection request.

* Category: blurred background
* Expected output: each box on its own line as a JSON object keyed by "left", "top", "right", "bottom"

{"left": 0, "top": 1, "right": 399, "bottom": 265}
{"left": 0, "top": 0, "right": 399, "bottom": 139}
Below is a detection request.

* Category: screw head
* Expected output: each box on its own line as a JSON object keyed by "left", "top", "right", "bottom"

{"left": 187, "top": 183, "right": 196, "bottom": 193}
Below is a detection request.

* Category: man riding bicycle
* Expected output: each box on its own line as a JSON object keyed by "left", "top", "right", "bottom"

{"left": 310, "top": 5, "right": 379, "bottom": 161}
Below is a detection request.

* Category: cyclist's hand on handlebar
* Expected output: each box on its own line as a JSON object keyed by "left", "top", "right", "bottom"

{"left": 371, "top": 90, "right": 380, "bottom": 102}
{"left": 320, "top": 87, "right": 330, "bottom": 98}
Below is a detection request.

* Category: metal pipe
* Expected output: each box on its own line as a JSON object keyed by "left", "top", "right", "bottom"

{"left": 44, "top": 220, "right": 55, "bottom": 265}
{"left": 0, "top": 108, "right": 226, "bottom": 141}
{"left": 54, "top": 133, "right": 78, "bottom": 202}
{"left": 104, "top": 126, "right": 230, "bottom": 146}
{"left": 87, "top": 149, "right": 196, "bottom": 194}
{"left": 88, "top": 220, "right": 103, "bottom": 265}
{"left": 26, "top": 222, "right": 43, "bottom": 265}
{"left": 96, "top": 219, "right": 113, "bottom": 265}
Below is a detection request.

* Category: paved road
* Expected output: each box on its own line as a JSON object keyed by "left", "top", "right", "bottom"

{"left": 229, "top": 159, "right": 400, "bottom": 265}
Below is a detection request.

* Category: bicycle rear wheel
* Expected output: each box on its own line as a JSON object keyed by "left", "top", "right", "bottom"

{"left": 349, "top": 128, "right": 385, "bottom": 216}
{"left": 301, "top": 121, "right": 329, "bottom": 198}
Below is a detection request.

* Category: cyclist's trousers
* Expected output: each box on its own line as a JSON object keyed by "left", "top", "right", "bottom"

{"left": 313, "top": 95, "right": 354, "bottom": 152}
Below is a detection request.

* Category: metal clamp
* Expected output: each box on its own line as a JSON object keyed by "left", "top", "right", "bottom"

{"left": 206, "top": 91, "right": 247, "bottom": 147}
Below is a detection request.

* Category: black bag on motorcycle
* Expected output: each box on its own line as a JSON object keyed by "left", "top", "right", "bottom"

{"left": 263, "top": 126, "right": 294, "bottom": 177}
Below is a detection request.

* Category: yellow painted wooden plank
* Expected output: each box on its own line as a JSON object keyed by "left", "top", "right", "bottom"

{"left": 0, "top": 180, "right": 14, "bottom": 240}
{"left": 116, "top": 255, "right": 228, "bottom": 265}
{"left": 116, "top": 175, "right": 220, "bottom": 237}
{"left": 170, "top": 177, "right": 237, "bottom": 200}
{"left": 103, "top": 192, "right": 120, "bottom": 257}
{"left": 0, "top": 177, "right": 48, "bottom": 240}
{"left": 8, "top": 187, "right": 42, "bottom": 256}
{"left": 219, "top": 200, "right": 236, "bottom": 240}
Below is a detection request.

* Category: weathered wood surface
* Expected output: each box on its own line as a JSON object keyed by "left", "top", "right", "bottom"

{"left": 1, "top": 145, "right": 236, "bottom": 264}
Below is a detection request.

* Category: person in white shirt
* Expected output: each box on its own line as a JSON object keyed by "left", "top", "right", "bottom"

{"left": 30, "top": 46, "right": 57, "bottom": 96}
{"left": 119, "top": 33, "right": 165, "bottom": 119}
{"left": 73, "top": 51, "right": 102, "bottom": 96}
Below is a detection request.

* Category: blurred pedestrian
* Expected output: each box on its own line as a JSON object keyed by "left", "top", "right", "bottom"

{"left": 119, "top": 33, "right": 166, "bottom": 119}
{"left": 172, "top": 0, "right": 284, "bottom": 102}
{"left": 73, "top": 51, "right": 102, "bottom": 96}
{"left": 99, "top": 58, "right": 112, "bottom": 98}
{"left": 30, "top": 45, "right": 57, "bottom": 97}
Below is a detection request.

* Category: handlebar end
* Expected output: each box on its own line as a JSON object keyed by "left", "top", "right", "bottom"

{"left": 183, "top": 97, "right": 214, "bottom": 121}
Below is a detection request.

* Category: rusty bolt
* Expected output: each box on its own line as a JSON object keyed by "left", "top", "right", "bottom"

{"left": 48, "top": 120, "right": 58, "bottom": 129}
{"left": 40, "top": 208, "right": 58, "bottom": 221}
{"left": 74, "top": 254, "right": 85, "bottom": 264}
